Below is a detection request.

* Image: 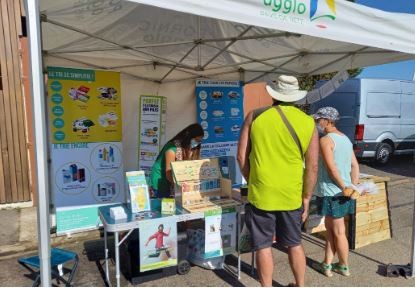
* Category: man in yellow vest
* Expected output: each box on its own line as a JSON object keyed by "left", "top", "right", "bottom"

{"left": 237, "top": 75, "right": 319, "bottom": 287}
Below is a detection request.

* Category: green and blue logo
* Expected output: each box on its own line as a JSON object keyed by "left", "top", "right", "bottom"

{"left": 261, "top": 0, "right": 337, "bottom": 28}
{"left": 310, "top": 0, "right": 336, "bottom": 28}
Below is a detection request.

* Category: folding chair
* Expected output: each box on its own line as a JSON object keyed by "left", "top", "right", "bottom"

{"left": 18, "top": 247, "right": 79, "bottom": 287}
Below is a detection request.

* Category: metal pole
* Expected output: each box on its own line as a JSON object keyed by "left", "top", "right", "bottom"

{"left": 24, "top": 0, "right": 51, "bottom": 286}
{"left": 115, "top": 232, "right": 121, "bottom": 287}
{"left": 411, "top": 186, "right": 415, "bottom": 277}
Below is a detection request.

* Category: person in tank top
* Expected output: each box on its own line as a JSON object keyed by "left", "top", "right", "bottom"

{"left": 312, "top": 107, "right": 360, "bottom": 278}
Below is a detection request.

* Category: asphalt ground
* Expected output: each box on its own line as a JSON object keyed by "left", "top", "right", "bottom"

{"left": 0, "top": 155, "right": 414, "bottom": 286}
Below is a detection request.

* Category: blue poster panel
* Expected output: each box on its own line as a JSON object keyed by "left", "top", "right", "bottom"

{"left": 196, "top": 80, "right": 244, "bottom": 143}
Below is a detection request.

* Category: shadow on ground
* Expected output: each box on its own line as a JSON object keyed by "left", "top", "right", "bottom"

{"left": 361, "top": 155, "right": 415, "bottom": 178}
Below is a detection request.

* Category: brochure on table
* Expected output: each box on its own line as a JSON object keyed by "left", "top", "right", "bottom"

{"left": 48, "top": 66, "right": 124, "bottom": 234}
{"left": 204, "top": 207, "right": 237, "bottom": 258}
{"left": 138, "top": 95, "right": 167, "bottom": 180}
{"left": 126, "top": 171, "right": 151, "bottom": 213}
{"left": 196, "top": 80, "right": 244, "bottom": 184}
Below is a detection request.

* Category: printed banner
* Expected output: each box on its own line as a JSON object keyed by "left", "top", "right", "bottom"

{"left": 196, "top": 80, "right": 244, "bottom": 143}
{"left": 204, "top": 208, "right": 237, "bottom": 258}
{"left": 48, "top": 66, "right": 124, "bottom": 234}
{"left": 196, "top": 80, "right": 244, "bottom": 184}
{"left": 48, "top": 66, "right": 122, "bottom": 143}
{"left": 139, "top": 217, "right": 178, "bottom": 272}
{"left": 56, "top": 206, "right": 102, "bottom": 235}
{"left": 138, "top": 95, "right": 167, "bottom": 178}
{"left": 51, "top": 142, "right": 124, "bottom": 207}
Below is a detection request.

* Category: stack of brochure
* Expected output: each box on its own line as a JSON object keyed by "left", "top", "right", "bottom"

{"left": 126, "top": 171, "right": 151, "bottom": 213}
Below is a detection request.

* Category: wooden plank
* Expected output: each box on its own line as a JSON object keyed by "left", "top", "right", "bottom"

{"left": 12, "top": 0, "right": 22, "bottom": 36}
{"left": 7, "top": 0, "right": 30, "bottom": 201}
{"left": 355, "top": 219, "right": 390, "bottom": 234}
{"left": 1, "top": 0, "right": 24, "bottom": 202}
{"left": 0, "top": 3, "right": 19, "bottom": 203}
{"left": 20, "top": 0, "right": 25, "bottom": 17}
{"left": 0, "top": 91, "right": 6, "bottom": 204}
{"left": 356, "top": 187, "right": 386, "bottom": 206}
{"left": 20, "top": 37, "right": 36, "bottom": 204}
{"left": 355, "top": 229, "right": 391, "bottom": 249}
{"left": 355, "top": 207, "right": 389, "bottom": 227}
{"left": 360, "top": 175, "right": 390, "bottom": 183}
{"left": 356, "top": 199, "right": 387, "bottom": 213}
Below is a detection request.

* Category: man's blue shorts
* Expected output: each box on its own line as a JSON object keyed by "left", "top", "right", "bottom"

{"left": 245, "top": 203, "right": 303, "bottom": 250}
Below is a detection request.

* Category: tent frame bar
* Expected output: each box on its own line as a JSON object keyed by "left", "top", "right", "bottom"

{"left": 307, "top": 47, "right": 369, "bottom": 75}
{"left": 247, "top": 55, "right": 302, "bottom": 83}
{"left": 47, "top": 54, "right": 161, "bottom": 83}
{"left": 43, "top": 17, "right": 196, "bottom": 71}
{"left": 46, "top": 31, "right": 300, "bottom": 54}
{"left": 201, "top": 26, "right": 252, "bottom": 69}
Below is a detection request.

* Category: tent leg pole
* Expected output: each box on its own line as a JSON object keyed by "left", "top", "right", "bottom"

{"left": 411, "top": 186, "right": 415, "bottom": 277}
{"left": 24, "top": 0, "right": 51, "bottom": 286}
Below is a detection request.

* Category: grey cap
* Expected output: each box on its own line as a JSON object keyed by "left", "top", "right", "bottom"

{"left": 313, "top": 106, "right": 340, "bottom": 121}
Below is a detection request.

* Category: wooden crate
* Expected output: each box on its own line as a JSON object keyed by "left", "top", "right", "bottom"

{"left": 305, "top": 175, "right": 392, "bottom": 250}
{"left": 171, "top": 158, "right": 240, "bottom": 213}
{"left": 352, "top": 179, "right": 392, "bottom": 249}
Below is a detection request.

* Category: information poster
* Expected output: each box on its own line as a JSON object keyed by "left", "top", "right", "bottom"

{"left": 51, "top": 142, "right": 124, "bottom": 207}
{"left": 196, "top": 80, "right": 244, "bottom": 184}
{"left": 138, "top": 95, "right": 167, "bottom": 178}
{"left": 48, "top": 66, "right": 122, "bottom": 143}
{"left": 139, "top": 217, "right": 178, "bottom": 272}
{"left": 204, "top": 208, "right": 237, "bottom": 258}
{"left": 48, "top": 66, "right": 124, "bottom": 234}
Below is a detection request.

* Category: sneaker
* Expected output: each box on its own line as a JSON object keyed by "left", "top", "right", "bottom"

{"left": 332, "top": 263, "right": 351, "bottom": 276}
{"left": 312, "top": 262, "right": 333, "bottom": 277}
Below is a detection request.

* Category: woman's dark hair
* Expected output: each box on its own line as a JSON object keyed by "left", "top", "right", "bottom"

{"left": 158, "top": 224, "right": 164, "bottom": 230}
{"left": 170, "top": 123, "right": 204, "bottom": 149}
{"left": 156, "top": 123, "right": 204, "bottom": 162}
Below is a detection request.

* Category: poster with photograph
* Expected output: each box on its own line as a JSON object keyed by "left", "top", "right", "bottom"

{"left": 204, "top": 207, "right": 237, "bottom": 258}
{"left": 139, "top": 217, "right": 178, "bottom": 272}
{"left": 138, "top": 96, "right": 167, "bottom": 178}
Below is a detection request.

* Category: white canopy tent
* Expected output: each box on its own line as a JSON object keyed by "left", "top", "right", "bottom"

{"left": 25, "top": 0, "right": 415, "bottom": 285}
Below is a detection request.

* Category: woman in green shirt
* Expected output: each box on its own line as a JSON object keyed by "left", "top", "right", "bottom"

{"left": 150, "top": 123, "right": 204, "bottom": 198}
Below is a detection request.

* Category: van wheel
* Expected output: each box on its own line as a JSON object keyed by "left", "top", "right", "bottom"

{"left": 375, "top": 143, "right": 393, "bottom": 164}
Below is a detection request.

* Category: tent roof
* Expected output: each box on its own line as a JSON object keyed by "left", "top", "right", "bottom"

{"left": 40, "top": 0, "right": 415, "bottom": 83}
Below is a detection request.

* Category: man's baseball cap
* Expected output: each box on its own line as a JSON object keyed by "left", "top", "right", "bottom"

{"left": 313, "top": 106, "right": 340, "bottom": 121}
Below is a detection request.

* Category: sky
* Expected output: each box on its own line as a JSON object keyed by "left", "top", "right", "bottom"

{"left": 355, "top": 0, "right": 415, "bottom": 80}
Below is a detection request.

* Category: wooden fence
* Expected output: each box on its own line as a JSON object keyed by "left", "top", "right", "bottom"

{"left": 0, "top": 0, "right": 32, "bottom": 204}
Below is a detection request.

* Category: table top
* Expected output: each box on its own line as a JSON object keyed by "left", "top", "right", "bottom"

{"left": 98, "top": 199, "right": 206, "bottom": 232}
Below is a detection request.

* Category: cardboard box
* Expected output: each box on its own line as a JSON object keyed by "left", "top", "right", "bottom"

{"left": 171, "top": 158, "right": 240, "bottom": 213}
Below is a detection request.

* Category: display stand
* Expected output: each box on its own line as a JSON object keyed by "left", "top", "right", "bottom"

{"left": 99, "top": 199, "right": 243, "bottom": 287}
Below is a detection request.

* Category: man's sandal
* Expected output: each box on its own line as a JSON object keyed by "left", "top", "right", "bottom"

{"left": 332, "top": 263, "right": 351, "bottom": 276}
{"left": 311, "top": 262, "right": 333, "bottom": 277}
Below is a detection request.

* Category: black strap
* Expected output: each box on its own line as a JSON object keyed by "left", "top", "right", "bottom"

{"left": 275, "top": 106, "right": 304, "bottom": 162}
{"left": 252, "top": 106, "right": 271, "bottom": 121}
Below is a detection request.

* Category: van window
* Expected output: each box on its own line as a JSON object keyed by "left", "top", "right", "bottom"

{"left": 366, "top": 92, "right": 400, "bottom": 118}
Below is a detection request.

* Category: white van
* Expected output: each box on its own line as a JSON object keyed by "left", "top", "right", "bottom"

{"left": 311, "top": 78, "right": 415, "bottom": 164}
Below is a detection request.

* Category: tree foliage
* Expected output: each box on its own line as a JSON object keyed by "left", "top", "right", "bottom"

{"left": 298, "top": 68, "right": 363, "bottom": 91}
